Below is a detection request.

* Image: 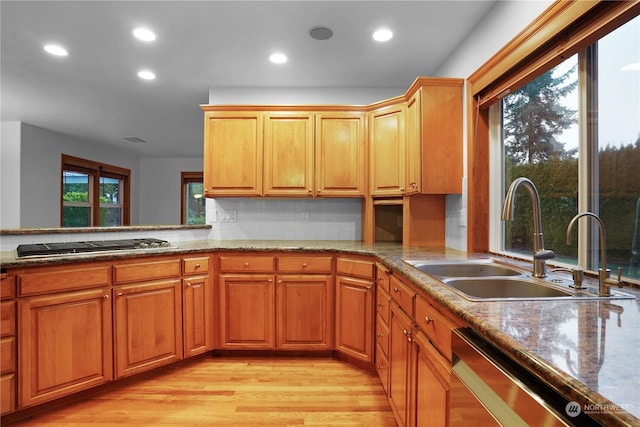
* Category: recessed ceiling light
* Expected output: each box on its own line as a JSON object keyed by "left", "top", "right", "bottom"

{"left": 137, "top": 70, "right": 156, "bottom": 80}
{"left": 372, "top": 28, "right": 393, "bottom": 42}
{"left": 43, "top": 44, "right": 68, "bottom": 56}
{"left": 132, "top": 27, "right": 156, "bottom": 42}
{"left": 269, "top": 53, "right": 288, "bottom": 64}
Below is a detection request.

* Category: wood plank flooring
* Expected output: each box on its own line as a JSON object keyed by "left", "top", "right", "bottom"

{"left": 10, "top": 356, "right": 397, "bottom": 426}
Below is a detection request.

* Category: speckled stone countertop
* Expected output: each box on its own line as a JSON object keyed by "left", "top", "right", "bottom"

{"left": 1, "top": 240, "right": 638, "bottom": 426}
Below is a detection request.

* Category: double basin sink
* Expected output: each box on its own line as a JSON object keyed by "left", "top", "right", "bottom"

{"left": 403, "top": 259, "right": 635, "bottom": 301}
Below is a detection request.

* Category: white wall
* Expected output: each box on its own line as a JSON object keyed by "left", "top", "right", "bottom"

{"left": 209, "top": 87, "right": 405, "bottom": 106}
{"left": 0, "top": 122, "right": 22, "bottom": 228}
{"left": 436, "top": 0, "right": 554, "bottom": 251}
{"left": 139, "top": 157, "right": 204, "bottom": 225}
{"left": 18, "top": 123, "right": 141, "bottom": 227}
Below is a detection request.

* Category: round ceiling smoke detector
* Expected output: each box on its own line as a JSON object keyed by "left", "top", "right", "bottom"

{"left": 309, "top": 26, "right": 333, "bottom": 41}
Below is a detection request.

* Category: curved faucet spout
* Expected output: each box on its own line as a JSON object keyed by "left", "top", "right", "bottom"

{"left": 566, "top": 211, "right": 620, "bottom": 296}
{"left": 502, "top": 177, "right": 554, "bottom": 278}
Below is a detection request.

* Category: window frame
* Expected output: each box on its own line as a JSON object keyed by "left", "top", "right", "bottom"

{"left": 466, "top": 1, "right": 640, "bottom": 254}
{"left": 181, "top": 171, "right": 204, "bottom": 225}
{"left": 60, "top": 154, "right": 131, "bottom": 227}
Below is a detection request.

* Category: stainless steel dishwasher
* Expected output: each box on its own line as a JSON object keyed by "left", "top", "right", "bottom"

{"left": 450, "top": 328, "right": 604, "bottom": 427}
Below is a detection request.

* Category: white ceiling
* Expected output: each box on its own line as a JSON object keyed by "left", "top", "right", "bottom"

{"left": 1, "top": 0, "right": 496, "bottom": 158}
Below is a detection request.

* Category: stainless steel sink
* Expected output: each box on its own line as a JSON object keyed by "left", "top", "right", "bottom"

{"left": 403, "top": 259, "right": 636, "bottom": 301}
{"left": 442, "top": 277, "right": 574, "bottom": 301}
{"left": 404, "top": 259, "right": 524, "bottom": 278}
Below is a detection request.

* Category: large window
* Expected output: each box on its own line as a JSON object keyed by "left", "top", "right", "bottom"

{"left": 493, "top": 15, "right": 640, "bottom": 280}
{"left": 61, "top": 155, "right": 130, "bottom": 227}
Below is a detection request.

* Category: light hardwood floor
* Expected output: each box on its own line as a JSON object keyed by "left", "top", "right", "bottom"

{"left": 10, "top": 356, "right": 397, "bottom": 426}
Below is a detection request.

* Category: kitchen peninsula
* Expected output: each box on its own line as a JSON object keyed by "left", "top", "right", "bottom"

{"left": 1, "top": 238, "right": 638, "bottom": 426}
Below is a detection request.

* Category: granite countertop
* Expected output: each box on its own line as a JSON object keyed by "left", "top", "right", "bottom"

{"left": 1, "top": 240, "right": 638, "bottom": 426}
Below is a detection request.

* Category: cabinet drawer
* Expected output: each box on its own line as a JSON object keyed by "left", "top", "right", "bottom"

{"left": 113, "top": 259, "right": 181, "bottom": 284}
{"left": 183, "top": 257, "right": 209, "bottom": 275}
{"left": 0, "top": 275, "right": 15, "bottom": 299}
{"left": 0, "top": 301, "right": 15, "bottom": 338}
{"left": 1, "top": 373, "right": 15, "bottom": 415}
{"left": 415, "top": 294, "right": 456, "bottom": 361}
{"left": 336, "top": 257, "right": 374, "bottom": 279}
{"left": 0, "top": 337, "right": 15, "bottom": 374}
{"left": 375, "top": 262, "right": 391, "bottom": 294}
{"left": 219, "top": 255, "right": 275, "bottom": 273}
{"left": 375, "top": 313, "right": 390, "bottom": 357}
{"left": 376, "top": 284, "right": 391, "bottom": 325}
{"left": 277, "top": 256, "right": 332, "bottom": 273}
{"left": 19, "top": 265, "right": 110, "bottom": 296}
{"left": 390, "top": 275, "right": 416, "bottom": 318}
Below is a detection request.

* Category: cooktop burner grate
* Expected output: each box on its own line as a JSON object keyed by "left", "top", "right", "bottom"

{"left": 16, "top": 238, "right": 172, "bottom": 258}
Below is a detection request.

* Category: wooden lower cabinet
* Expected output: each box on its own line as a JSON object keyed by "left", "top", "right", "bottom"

{"left": 335, "top": 274, "right": 374, "bottom": 362}
{"left": 182, "top": 274, "right": 213, "bottom": 357}
{"left": 413, "top": 330, "right": 450, "bottom": 427}
{"left": 388, "top": 300, "right": 415, "bottom": 427}
{"left": 113, "top": 279, "right": 183, "bottom": 378}
{"left": 17, "top": 288, "right": 113, "bottom": 408}
{"left": 219, "top": 274, "right": 276, "bottom": 349}
{"left": 276, "top": 274, "right": 333, "bottom": 350}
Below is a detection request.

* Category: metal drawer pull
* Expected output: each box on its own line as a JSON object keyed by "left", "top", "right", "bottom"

{"left": 424, "top": 316, "right": 432, "bottom": 324}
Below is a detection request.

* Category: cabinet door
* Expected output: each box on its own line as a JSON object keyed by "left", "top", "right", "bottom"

{"left": 204, "top": 111, "right": 263, "bottom": 197}
{"left": 18, "top": 288, "right": 113, "bottom": 407}
{"left": 335, "top": 275, "right": 374, "bottom": 363}
{"left": 276, "top": 274, "right": 333, "bottom": 350}
{"left": 114, "top": 279, "right": 182, "bottom": 378}
{"left": 219, "top": 274, "right": 275, "bottom": 349}
{"left": 414, "top": 330, "right": 450, "bottom": 427}
{"left": 405, "top": 90, "right": 422, "bottom": 195}
{"left": 370, "top": 104, "right": 406, "bottom": 196}
{"left": 388, "top": 301, "right": 415, "bottom": 427}
{"left": 264, "top": 112, "right": 314, "bottom": 197}
{"left": 183, "top": 274, "right": 213, "bottom": 357}
{"left": 315, "top": 112, "right": 366, "bottom": 197}
{"left": 420, "top": 82, "right": 463, "bottom": 194}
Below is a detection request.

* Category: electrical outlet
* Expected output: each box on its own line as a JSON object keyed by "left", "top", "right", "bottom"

{"left": 301, "top": 210, "right": 310, "bottom": 223}
{"left": 218, "top": 210, "right": 237, "bottom": 223}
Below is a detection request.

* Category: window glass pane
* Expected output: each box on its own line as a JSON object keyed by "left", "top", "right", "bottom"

{"left": 62, "top": 206, "right": 91, "bottom": 227}
{"left": 100, "top": 207, "right": 122, "bottom": 227}
{"left": 62, "top": 170, "right": 91, "bottom": 227}
{"left": 502, "top": 55, "right": 579, "bottom": 264}
{"left": 186, "top": 182, "right": 205, "bottom": 224}
{"left": 99, "top": 176, "right": 123, "bottom": 226}
{"left": 597, "top": 16, "right": 640, "bottom": 279}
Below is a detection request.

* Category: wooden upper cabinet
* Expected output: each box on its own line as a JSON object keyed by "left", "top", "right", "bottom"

{"left": 407, "top": 79, "right": 463, "bottom": 195}
{"left": 264, "top": 112, "right": 314, "bottom": 197}
{"left": 370, "top": 102, "right": 406, "bottom": 197}
{"left": 315, "top": 112, "right": 366, "bottom": 197}
{"left": 203, "top": 111, "right": 263, "bottom": 197}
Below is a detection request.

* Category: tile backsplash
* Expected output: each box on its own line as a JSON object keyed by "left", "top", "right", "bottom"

{"left": 207, "top": 198, "right": 362, "bottom": 240}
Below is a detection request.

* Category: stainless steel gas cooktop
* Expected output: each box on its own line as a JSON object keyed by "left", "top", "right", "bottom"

{"left": 16, "top": 238, "right": 172, "bottom": 258}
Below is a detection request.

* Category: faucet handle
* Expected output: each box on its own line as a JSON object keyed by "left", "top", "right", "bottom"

{"left": 534, "top": 249, "right": 555, "bottom": 260}
{"left": 616, "top": 267, "right": 625, "bottom": 288}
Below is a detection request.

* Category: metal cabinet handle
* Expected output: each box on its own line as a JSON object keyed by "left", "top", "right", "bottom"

{"left": 393, "top": 287, "right": 400, "bottom": 293}
{"left": 186, "top": 282, "right": 192, "bottom": 287}
{"left": 117, "top": 292, "right": 123, "bottom": 297}
{"left": 424, "top": 316, "right": 432, "bottom": 324}
{"left": 302, "top": 263, "right": 307, "bottom": 268}
{"left": 104, "top": 294, "right": 109, "bottom": 299}
{"left": 277, "top": 279, "right": 283, "bottom": 284}
{"left": 366, "top": 286, "right": 372, "bottom": 291}
{"left": 244, "top": 262, "right": 249, "bottom": 267}
{"left": 195, "top": 263, "right": 201, "bottom": 268}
